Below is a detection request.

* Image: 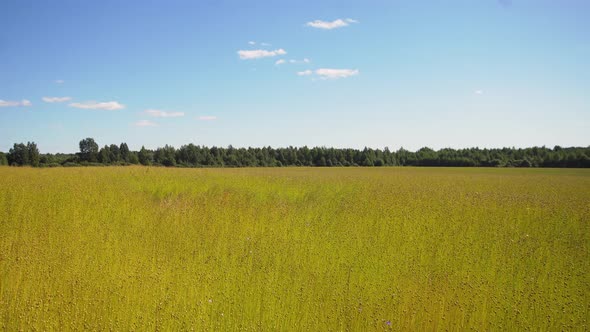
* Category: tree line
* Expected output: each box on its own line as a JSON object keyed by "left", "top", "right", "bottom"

{"left": 1, "top": 138, "right": 589, "bottom": 168}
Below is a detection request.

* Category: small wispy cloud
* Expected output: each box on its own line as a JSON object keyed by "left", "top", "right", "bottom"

{"left": 0, "top": 99, "right": 32, "bottom": 107}
{"left": 475, "top": 90, "right": 484, "bottom": 95}
{"left": 55, "top": 79, "right": 64, "bottom": 84}
{"left": 315, "top": 68, "right": 359, "bottom": 79}
{"left": 238, "top": 48, "right": 287, "bottom": 60}
{"left": 144, "top": 109, "right": 185, "bottom": 118}
{"left": 249, "top": 41, "right": 271, "bottom": 46}
{"left": 306, "top": 18, "right": 358, "bottom": 30}
{"left": 69, "top": 101, "right": 125, "bottom": 111}
{"left": 277, "top": 58, "right": 310, "bottom": 66}
{"left": 135, "top": 120, "right": 158, "bottom": 127}
{"left": 291, "top": 58, "right": 311, "bottom": 64}
{"left": 42, "top": 96, "right": 72, "bottom": 103}
{"left": 297, "top": 70, "right": 313, "bottom": 76}
{"left": 198, "top": 116, "right": 217, "bottom": 121}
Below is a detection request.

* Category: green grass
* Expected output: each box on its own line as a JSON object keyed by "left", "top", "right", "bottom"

{"left": 0, "top": 167, "right": 588, "bottom": 330}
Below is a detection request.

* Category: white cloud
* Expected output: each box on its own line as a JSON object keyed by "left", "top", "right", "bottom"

{"left": 42, "top": 96, "right": 72, "bottom": 103}
{"left": 55, "top": 80, "right": 64, "bottom": 84}
{"left": 297, "top": 70, "right": 313, "bottom": 76}
{"left": 316, "top": 68, "right": 359, "bottom": 79}
{"left": 475, "top": 90, "right": 484, "bottom": 95}
{"left": 290, "top": 58, "right": 311, "bottom": 64}
{"left": 0, "top": 100, "right": 18, "bottom": 107}
{"left": 306, "top": 18, "right": 358, "bottom": 30}
{"left": 238, "top": 48, "right": 287, "bottom": 60}
{"left": 275, "top": 59, "right": 286, "bottom": 65}
{"left": 248, "top": 41, "right": 271, "bottom": 46}
{"left": 135, "top": 120, "right": 158, "bottom": 127}
{"left": 0, "top": 99, "right": 32, "bottom": 107}
{"left": 69, "top": 101, "right": 125, "bottom": 111}
{"left": 144, "top": 109, "right": 185, "bottom": 118}
{"left": 198, "top": 116, "right": 217, "bottom": 121}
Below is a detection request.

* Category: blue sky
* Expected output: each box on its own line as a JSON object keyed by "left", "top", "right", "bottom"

{"left": 1, "top": 0, "right": 589, "bottom": 153}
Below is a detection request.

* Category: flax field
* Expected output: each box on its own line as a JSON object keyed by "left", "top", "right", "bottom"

{"left": 0, "top": 167, "right": 588, "bottom": 330}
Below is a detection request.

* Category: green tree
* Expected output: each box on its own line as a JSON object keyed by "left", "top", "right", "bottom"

{"left": 109, "top": 144, "right": 120, "bottom": 163}
{"left": 0, "top": 152, "right": 8, "bottom": 166}
{"left": 360, "top": 148, "right": 375, "bottom": 166}
{"left": 119, "top": 143, "right": 130, "bottom": 163}
{"left": 79, "top": 138, "right": 99, "bottom": 162}
{"left": 27, "top": 142, "right": 40, "bottom": 167}
{"left": 98, "top": 145, "right": 111, "bottom": 164}
{"left": 154, "top": 145, "right": 176, "bottom": 166}
{"left": 138, "top": 146, "right": 152, "bottom": 165}
{"left": 8, "top": 143, "right": 29, "bottom": 166}
{"left": 128, "top": 152, "right": 139, "bottom": 164}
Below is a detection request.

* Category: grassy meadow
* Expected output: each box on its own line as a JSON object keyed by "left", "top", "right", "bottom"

{"left": 0, "top": 166, "right": 588, "bottom": 330}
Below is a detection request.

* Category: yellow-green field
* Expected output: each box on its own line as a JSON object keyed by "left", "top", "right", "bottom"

{"left": 0, "top": 167, "right": 588, "bottom": 330}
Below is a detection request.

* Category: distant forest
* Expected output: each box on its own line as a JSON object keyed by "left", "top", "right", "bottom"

{"left": 1, "top": 138, "right": 589, "bottom": 168}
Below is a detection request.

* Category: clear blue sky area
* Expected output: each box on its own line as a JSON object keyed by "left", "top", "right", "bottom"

{"left": 1, "top": 0, "right": 588, "bottom": 153}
